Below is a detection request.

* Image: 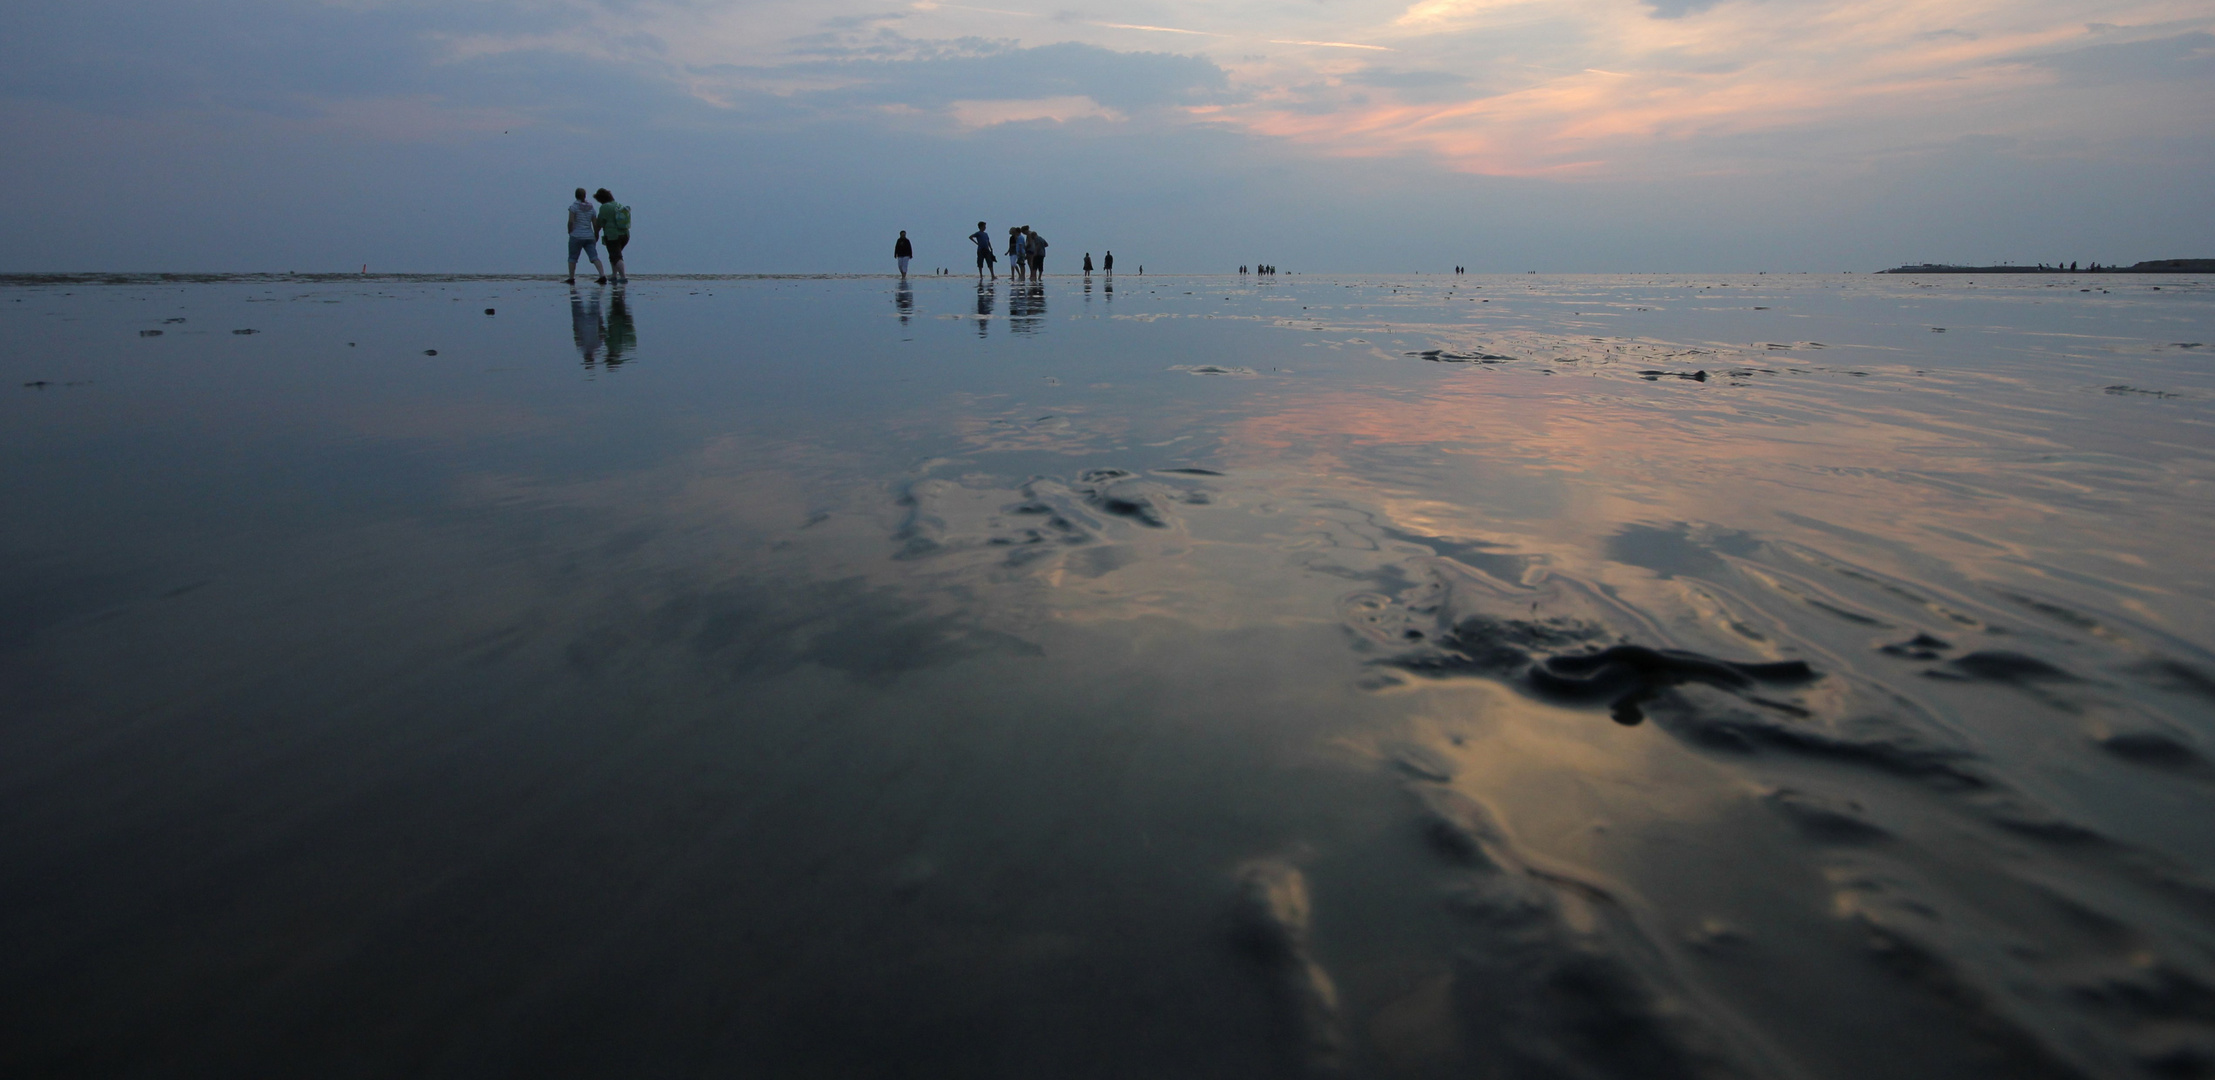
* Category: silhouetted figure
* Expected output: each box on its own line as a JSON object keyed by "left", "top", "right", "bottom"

{"left": 593, "top": 189, "right": 629, "bottom": 283}
{"left": 1083, "top": 253, "right": 1094, "bottom": 274}
{"left": 1026, "top": 227, "right": 1047, "bottom": 276}
{"left": 1006, "top": 228, "right": 1027, "bottom": 281}
{"left": 1103, "top": 251, "right": 1114, "bottom": 273}
{"left": 970, "top": 222, "right": 997, "bottom": 279}
{"left": 894, "top": 231, "right": 913, "bottom": 278}
{"left": 566, "top": 187, "right": 605, "bottom": 285}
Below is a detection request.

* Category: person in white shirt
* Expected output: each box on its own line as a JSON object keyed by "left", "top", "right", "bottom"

{"left": 566, "top": 187, "right": 606, "bottom": 285}
{"left": 1005, "top": 228, "right": 1027, "bottom": 281}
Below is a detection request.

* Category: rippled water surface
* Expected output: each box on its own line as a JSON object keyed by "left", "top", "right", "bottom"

{"left": 6, "top": 272, "right": 2214, "bottom": 1078}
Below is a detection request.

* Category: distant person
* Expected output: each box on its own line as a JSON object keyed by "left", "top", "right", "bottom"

{"left": 894, "top": 231, "right": 913, "bottom": 278}
{"left": 593, "top": 189, "right": 629, "bottom": 283}
{"left": 1103, "top": 251, "right": 1114, "bottom": 273}
{"left": 1083, "top": 253, "right": 1093, "bottom": 274}
{"left": 1026, "top": 227, "right": 1047, "bottom": 276}
{"left": 566, "top": 187, "right": 605, "bottom": 285}
{"left": 1006, "top": 227, "right": 1027, "bottom": 281}
{"left": 969, "top": 221, "right": 997, "bottom": 279}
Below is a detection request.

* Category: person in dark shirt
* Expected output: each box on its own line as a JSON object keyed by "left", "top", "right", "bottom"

{"left": 894, "top": 231, "right": 913, "bottom": 278}
{"left": 1103, "top": 251, "right": 1114, "bottom": 273}
{"left": 1083, "top": 253, "right": 1093, "bottom": 274}
{"left": 969, "top": 222, "right": 997, "bottom": 279}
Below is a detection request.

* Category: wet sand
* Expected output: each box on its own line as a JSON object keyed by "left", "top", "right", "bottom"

{"left": 4, "top": 272, "right": 2213, "bottom": 1078}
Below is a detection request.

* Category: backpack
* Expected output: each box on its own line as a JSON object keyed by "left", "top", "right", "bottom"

{"left": 612, "top": 204, "right": 631, "bottom": 233}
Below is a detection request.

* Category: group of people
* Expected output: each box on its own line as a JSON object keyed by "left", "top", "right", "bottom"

{"left": 1240, "top": 265, "right": 1279, "bottom": 275}
{"left": 916, "top": 223, "right": 1114, "bottom": 281}
{"left": 564, "top": 187, "right": 632, "bottom": 285}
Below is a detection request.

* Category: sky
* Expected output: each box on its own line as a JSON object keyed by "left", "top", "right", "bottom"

{"left": 4, "top": 0, "right": 2212, "bottom": 272}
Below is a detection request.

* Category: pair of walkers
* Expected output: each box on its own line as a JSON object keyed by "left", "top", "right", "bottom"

{"left": 965, "top": 222, "right": 1047, "bottom": 280}
{"left": 565, "top": 187, "right": 632, "bottom": 285}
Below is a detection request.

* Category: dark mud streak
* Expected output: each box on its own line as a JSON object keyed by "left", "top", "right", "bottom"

{"left": 1386, "top": 614, "right": 1818, "bottom": 726}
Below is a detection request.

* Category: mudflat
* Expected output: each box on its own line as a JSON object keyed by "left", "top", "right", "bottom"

{"left": 4, "top": 271, "right": 2213, "bottom": 1078}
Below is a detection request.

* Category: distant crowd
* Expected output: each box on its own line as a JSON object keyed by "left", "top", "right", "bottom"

{"left": 894, "top": 223, "right": 1138, "bottom": 279}
{"left": 561, "top": 192, "right": 1168, "bottom": 282}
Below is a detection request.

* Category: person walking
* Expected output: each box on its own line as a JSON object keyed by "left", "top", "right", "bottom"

{"left": 1006, "top": 227, "right": 1027, "bottom": 281}
{"left": 894, "top": 231, "right": 913, "bottom": 278}
{"left": 968, "top": 222, "right": 997, "bottom": 279}
{"left": 1025, "top": 227, "right": 1047, "bottom": 277}
{"left": 566, "top": 187, "right": 605, "bottom": 285}
{"left": 592, "top": 188, "right": 629, "bottom": 283}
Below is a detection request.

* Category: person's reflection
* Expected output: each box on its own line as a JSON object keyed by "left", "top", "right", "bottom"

{"left": 1010, "top": 280, "right": 1046, "bottom": 334}
{"left": 895, "top": 280, "right": 914, "bottom": 326}
{"left": 603, "top": 285, "right": 637, "bottom": 368}
{"left": 571, "top": 285, "right": 604, "bottom": 367}
{"left": 974, "top": 279, "right": 994, "bottom": 338}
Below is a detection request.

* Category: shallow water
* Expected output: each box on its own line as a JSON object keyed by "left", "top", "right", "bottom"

{"left": 4, "top": 271, "right": 2213, "bottom": 1078}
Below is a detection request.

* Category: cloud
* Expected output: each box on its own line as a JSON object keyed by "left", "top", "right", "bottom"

{"left": 948, "top": 95, "right": 1124, "bottom": 125}
{"left": 2023, "top": 29, "right": 2215, "bottom": 85}
{"left": 702, "top": 39, "right": 1233, "bottom": 118}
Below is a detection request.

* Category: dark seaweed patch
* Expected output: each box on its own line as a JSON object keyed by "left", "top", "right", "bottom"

{"left": 1387, "top": 615, "right": 1816, "bottom": 724}
{"left": 2099, "top": 731, "right": 2205, "bottom": 771}
{"left": 1647, "top": 686, "right": 1985, "bottom": 789}
{"left": 1933, "top": 651, "right": 2079, "bottom": 684}
{"left": 1880, "top": 633, "right": 1953, "bottom": 660}
{"left": 1410, "top": 348, "right": 1513, "bottom": 363}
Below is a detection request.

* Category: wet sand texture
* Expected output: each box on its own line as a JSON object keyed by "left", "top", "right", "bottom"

{"left": 2, "top": 272, "right": 2213, "bottom": 1078}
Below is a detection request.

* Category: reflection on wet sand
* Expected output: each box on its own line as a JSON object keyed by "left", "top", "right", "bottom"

{"left": 572, "top": 284, "right": 638, "bottom": 369}
{"left": 604, "top": 288, "right": 636, "bottom": 367}
{"left": 569, "top": 285, "right": 601, "bottom": 364}
{"left": 974, "top": 279, "right": 993, "bottom": 337}
{"left": 1010, "top": 280, "right": 1046, "bottom": 334}
{"left": 2, "top": 274, "right": 2210, "bottom": 1078}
